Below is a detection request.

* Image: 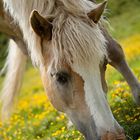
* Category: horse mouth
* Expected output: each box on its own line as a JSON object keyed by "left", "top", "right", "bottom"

{"left": 72, "top": 117, "right": 99, "bottom": 140}
{"left": 84, "top": 127, "right": 99, "bottom": 140}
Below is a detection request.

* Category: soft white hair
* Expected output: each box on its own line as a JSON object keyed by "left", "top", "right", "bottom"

{"left": 0, "top": 40, "right": 27, "bottom": 120}
{"left": 49, "top": 12, "right": 107, "bottom": 69}
{"left": 3, "top": 0, "right": 106, "bottom": 68}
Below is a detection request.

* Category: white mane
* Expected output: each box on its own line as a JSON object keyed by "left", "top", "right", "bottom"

{"left": 4, "top": 0, "right": 105, "bottom": 66}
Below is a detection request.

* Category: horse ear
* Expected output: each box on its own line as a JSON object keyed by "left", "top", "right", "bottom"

{"left": 30, "top": 10, "right": 53, "bottom": 40}
{"left": 88, "top": 1, "right": 107, "bottom": 23}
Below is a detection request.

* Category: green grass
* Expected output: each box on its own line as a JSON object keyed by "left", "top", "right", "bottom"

{"left": 109, "top": 8, "right": 140, "bottom": 39}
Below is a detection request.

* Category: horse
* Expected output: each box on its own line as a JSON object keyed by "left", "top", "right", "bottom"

{"left": 0, "top": 0, "right": 140, "bottom": 139}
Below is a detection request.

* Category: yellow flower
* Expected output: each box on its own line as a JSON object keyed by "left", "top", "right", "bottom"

{"left": 123, "top": 93, "right": 130, "bottom": 98}
{"left": 121, "top": 34, "right": 140, "bottom": 60}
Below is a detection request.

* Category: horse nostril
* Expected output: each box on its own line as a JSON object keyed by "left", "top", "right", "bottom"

{"left": 56, "top": 71, "right": 70, "bottom": 85}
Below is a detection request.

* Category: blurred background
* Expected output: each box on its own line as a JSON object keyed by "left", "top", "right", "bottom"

{"left": 0, "top": 0, "right": 140, "bottom": 140}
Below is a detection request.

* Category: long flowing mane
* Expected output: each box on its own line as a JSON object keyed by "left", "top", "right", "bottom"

{"left": 3, "top": 0, "right": 107, "bottom": 68}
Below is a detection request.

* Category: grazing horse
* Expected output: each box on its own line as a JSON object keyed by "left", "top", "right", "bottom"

{"left": 0, "top": 0, "right": 140, "bottom": 139}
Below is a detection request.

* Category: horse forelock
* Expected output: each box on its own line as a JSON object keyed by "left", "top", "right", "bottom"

{"left": 50, "top": 13, "right": 107, "bottom": 69}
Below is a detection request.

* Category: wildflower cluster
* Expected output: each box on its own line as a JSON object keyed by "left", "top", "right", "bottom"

{"left": 121, "top": 34, "right": 140, "bottom": 61}
{"left": 0, "top": 92, "right": 84, "bottom": 140}
{"left": 109, "top": 80, "right": 140, "bottom": 139}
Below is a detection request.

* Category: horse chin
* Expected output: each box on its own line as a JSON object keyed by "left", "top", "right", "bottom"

{"left": 67, "top": 112, "right": 99, "bottom": 140}
{"left": 82, "top": 126, "right": 99, "bottom": 140}
{"left": 76, "top": 120, "right": 99, "bottom": 140}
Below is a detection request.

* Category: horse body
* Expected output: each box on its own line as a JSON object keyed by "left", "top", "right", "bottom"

{"left": 0, "top": 0, "right": 140, "bottom": 139}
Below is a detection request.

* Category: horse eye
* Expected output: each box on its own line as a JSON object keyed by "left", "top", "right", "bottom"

{"left": 56, "top": 72, "right": 70, "bottom": 85}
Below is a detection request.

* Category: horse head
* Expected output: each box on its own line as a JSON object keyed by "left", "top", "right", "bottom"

{"left": 29, "top": 1, "right": 125, "bottom": 139}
